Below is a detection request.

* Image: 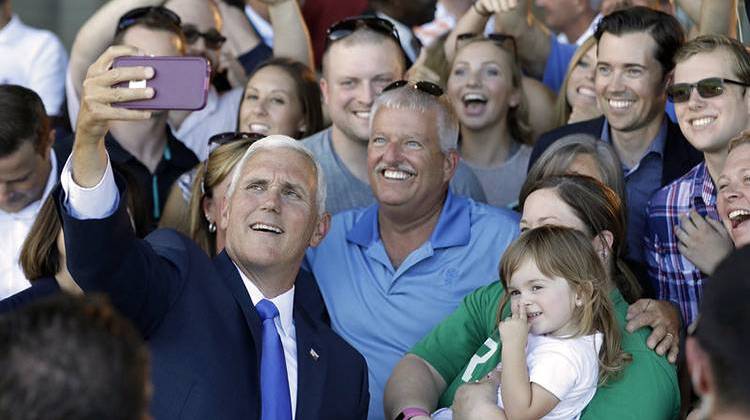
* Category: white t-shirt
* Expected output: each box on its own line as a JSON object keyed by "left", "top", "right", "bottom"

{"left": 432, "top": 332, "right": 602, "bottom": 420}
{"left": 497, "top": 333, "right": 602, "bottom": 420}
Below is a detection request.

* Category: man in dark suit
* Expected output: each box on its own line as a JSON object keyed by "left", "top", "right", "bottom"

{"left": 57, "top": 45, "right": 368, "bottom": 420}
{"left": 530, "top": 7, "right": 703, "bottom": 282}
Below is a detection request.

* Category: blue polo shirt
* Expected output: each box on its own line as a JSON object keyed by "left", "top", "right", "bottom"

{"left": 304, "top": 191, "right": 519, "bottom": 420}
{"left": 601, "top": 118, "right": 667, "bottom": 264}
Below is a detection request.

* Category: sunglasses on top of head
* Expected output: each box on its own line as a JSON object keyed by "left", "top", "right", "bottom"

{"left": 201, "top": 131, "right": 265, "bottom": 196}
{"left": 667, "top": 77, "right": 750, "bottom": 103}
{"left": 382, "top": 80, "right": 444, "bottom": 96}
{"left": 455, "top": 32, "right": 517, "bottom": 58}
{"left": 325, "top": 16, "right": 400, "bottom": 46}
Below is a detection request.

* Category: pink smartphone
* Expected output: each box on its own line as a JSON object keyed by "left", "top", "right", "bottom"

{"left": 112, "top": 56, "right": 211, "bottom": 110}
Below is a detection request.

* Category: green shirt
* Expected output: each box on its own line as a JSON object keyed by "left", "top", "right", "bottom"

{"left": 411, "top": 282, "right": 680, "bottom": 420}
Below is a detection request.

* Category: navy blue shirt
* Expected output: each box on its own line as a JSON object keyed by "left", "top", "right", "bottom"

{"left": 601, "top": 118, "right": 667, "bottom": 263}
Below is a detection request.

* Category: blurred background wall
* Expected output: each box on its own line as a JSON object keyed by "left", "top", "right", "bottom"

{"left": 11, "top": 0, "right": 107, "bottom": 52}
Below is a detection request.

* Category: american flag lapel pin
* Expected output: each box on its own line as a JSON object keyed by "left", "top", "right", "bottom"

{"left": 309, "top": 348, "right": 319, "bottom": 361}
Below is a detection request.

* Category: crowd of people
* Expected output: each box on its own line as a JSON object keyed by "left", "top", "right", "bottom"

{"left": 1, "top": 0, "right": 750, "bottom": 419}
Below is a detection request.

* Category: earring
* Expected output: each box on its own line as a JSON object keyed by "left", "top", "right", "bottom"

{"left": 600, "top": 251, "right": 608, "bottom": 259}
{"left": 205, "top": 213, "right": 217, "bottom": 233}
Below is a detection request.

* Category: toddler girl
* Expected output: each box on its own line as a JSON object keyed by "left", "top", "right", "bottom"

{"left": 434, "top": 225, "right": 628, "bottom": 419}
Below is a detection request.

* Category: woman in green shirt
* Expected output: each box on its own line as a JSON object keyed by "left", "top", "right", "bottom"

{"left": 385, "top": 175, "right": 680, "bottom": 420}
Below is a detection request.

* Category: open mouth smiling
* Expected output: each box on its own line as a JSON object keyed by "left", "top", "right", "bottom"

{"left": 728, "top": 209, "right": 750, "bottom": 229}
{"left": 250, "top": 223, "right": 284, "bottom": 234}
{"left": 527, "top": 311, "right": 542, "bottom": 319}
{"left": 382, "top": 168, "right": 415, "bottom": 180}
{"left": 688, "top": 116, "right": 716, "bottom": 129}
{"left": 461, "top": 92, "right": 488, "bottom": 112}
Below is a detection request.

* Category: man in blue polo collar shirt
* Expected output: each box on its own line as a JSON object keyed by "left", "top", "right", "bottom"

{"left": 304, "top": 80, "right": 519, "bottom": 420}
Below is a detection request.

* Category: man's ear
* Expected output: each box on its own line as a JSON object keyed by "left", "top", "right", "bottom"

{"left": 219, "top": 194, "right": 231, "bottom": 231}
{"left": 442, "top": 149, "right": 459, "bottom": 183}
{"left": 40, "top": 129, "right": 55, "bottom": 159}
{"left": 309, "top": 212, "right": 331, "bottom": 247}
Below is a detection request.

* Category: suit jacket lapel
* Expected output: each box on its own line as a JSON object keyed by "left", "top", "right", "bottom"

{"left": 214, "top": 251, "right": 263, "bottom": 355}
{"left": 294, "top": 303, "right": 327, "bottom": 420}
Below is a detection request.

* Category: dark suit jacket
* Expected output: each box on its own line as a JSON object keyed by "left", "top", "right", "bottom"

{"left": 530, "top": 115, "right": 702, "bottom": 186}
{"left": 57, "top": 182, "right": 369, "bottom": 420}
{"left": 0, "top": 276, "right": 61, "bottom": 314}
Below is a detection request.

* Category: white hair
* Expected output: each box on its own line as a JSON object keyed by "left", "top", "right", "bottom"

{"left": 369, "top": 85, "right": 459, "bottom": 153}
{"left": 224, "top": 135, "right": 327, "bottom": 215}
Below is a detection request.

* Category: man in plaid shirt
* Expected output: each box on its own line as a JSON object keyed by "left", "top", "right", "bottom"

{"left": 645, "top": 35, "right": 750, "bottom": 327}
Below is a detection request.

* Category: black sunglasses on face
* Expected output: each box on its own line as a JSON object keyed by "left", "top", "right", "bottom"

{"left": 455, "top": 32, "right": 517, "bottom": 58}
{"left": 382, "top": 80, "right": 444, "bottom": 96}
{"left": 667, "top": 77, "right": 750, "bottom": 103}
{"left": 182, "top": 24, "right": 227, "bottom": 50}
{"left": 116, "top": 6, "right": 182, "bottom": 35}
{"left": 326, "top": 16, "right": 400, "bottom": 46}
{"left": 201, "top": 132, "right": 265, "bottom": 196}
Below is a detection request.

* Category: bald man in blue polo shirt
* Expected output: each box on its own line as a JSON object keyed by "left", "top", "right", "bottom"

{"left": 304, "top": 81, "right": 519, "bottom": 420}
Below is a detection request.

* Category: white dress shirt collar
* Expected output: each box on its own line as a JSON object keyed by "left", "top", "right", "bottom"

{"left": 234, "top": 263, "right": 295, "bottom": 337}
{"left": 0, "top": 15, "right": 21, "bottom": 43}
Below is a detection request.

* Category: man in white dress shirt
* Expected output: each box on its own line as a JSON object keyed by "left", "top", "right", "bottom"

{"left": 0, "top": 85, "right": 63, "bottom": 299}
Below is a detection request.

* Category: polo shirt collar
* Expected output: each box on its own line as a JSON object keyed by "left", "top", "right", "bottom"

{"left": 346, "top": 189, "right": 472, "bottom": 249}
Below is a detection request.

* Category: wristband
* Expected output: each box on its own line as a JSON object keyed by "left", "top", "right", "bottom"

{"left": 395, "top": 407, "right": 430, "bottom": 420}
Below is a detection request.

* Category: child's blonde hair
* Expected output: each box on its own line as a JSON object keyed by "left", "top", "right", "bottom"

{"left": 497, "top": 225, "right": 629, "bottom": 385}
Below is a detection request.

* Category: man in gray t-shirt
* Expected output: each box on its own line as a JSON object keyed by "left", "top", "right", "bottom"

{"left": 303, "top": 20, "right": 484, "bottom": 215}
{"left": 303, "top": 127, "right": 485, "bottom": 214}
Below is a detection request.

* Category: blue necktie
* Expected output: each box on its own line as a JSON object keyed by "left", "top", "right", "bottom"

{"left": 256, "top": 299, "right": 292, "bottom": 420}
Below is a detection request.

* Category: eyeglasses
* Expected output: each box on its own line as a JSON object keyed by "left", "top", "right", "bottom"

{"left": 201, "top": 132, "right": 265, "bottom": 196}
{"left": 382, "top": 80, "right": 444, "bottom": 96}
{"left": 667, "top": 77, "right": 750, "bottom": 103}
{"left": 182, "top": 24, "right": 227, "bottom": 50}
{"left": 455, "top": 32, "right": 517, "bottom": 58}
{"left": 116, "top": 6, "right": 182, "bottom": 36}
{"left": 325, "top": 16, "right": 401, "bottom": 47}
